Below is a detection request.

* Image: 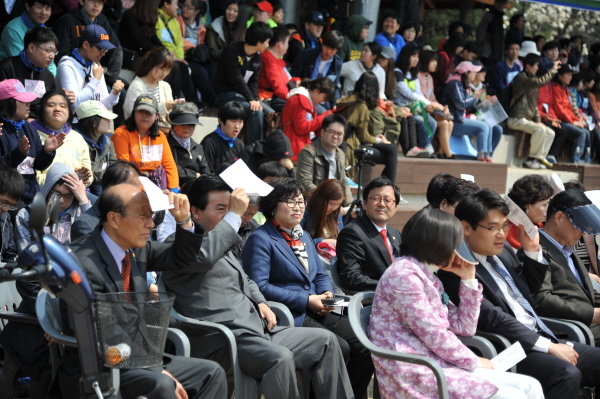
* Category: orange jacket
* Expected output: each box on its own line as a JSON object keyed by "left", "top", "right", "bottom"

{"left": 551, "top": 82, "right": 583, "bottom": 124}
{"left": 111, "top": 125, "right": 179, "bottom": 189}
{"left": 175, "top": 15, "right": 207, "bottom": 54}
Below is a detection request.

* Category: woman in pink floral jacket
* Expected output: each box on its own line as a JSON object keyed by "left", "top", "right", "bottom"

{"left": 370, "top": 208, "right": 543, "bottom": 399}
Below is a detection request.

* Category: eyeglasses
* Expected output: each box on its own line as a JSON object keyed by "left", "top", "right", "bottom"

{"left": 280, "top": 200, "right": 307, "bottom": 209}
{"left": 94, "top": 45, "right": 108, "bottom": 54}
{"left": 120, "top": 212, "right": 157, "bottom": 221}
{"left": 324, "top": 128, "right": 344, "bottom": 137}
{"left": 182, "top": 5, "right": 197, "bottom": 10}
{"left": 34, "top": 44, "right": 59, "bottom": 56}
{"left": 50, "top": 191, "right": 74, "bottom": 201}
{"left": 0, "top": 200, "right": 19, "bottom": 211}
{"left": 369, "top": 196, "right": 396, "bottom": 206}
{"left": 86, "top": 0, "right": 105, "bottom": 5}
{"left": 478, "top": 224, "right": 510, "bottom": 234}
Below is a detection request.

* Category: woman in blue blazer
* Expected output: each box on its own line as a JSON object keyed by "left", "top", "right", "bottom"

{"left": 242, "top": 178, "right": 374, "bottom": 399}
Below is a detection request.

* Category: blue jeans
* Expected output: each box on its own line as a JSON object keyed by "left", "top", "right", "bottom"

{"left": 491, "top": 124, "right": 503, "bottom": 155}
{"left": 215, "top": 91, "right": 264, "bottom": 145}
{"left": 561, "top": 122, "right": 588, "bottom": 160}
{"left": 452, "top": 118, "right": 492, "bottom": 153}
{"left": 413, "top": 113, "right": 437, "bottom": 148}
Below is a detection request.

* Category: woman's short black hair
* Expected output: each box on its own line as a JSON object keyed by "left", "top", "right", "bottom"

{"left": 547, "top": 189, "right": 592, "bottom": 220}
{"left": 507, "top": 175, "right": 553, "bottom": 212}
{"left": 245, "top": 21, "right": 274, "bottom": 46}
{"left": 443, "top": 32, "right": 466, "bottom": 54}
{"left": 0, "top": 165, "right": 26, "bottom": 201}
{"left": 0, "top": 97, "right": 16, "bottom": 120}
{"left": 308, "top": 77, "right": 335, "bottom": 100}
{"left": 455, "top": 188, "right": 509, "bottom": 230}
{"left": 124, "top": 111, "right": 160, "bottom": 139}
{"left": 259, "top": 178, "right": 303, "bottom": 220}
{"left": 76, "top": 114, "right": 103, "bottom": 138}
{"left": 564, "top": 180, "right": 586, "bottom": 191}
{"left": 365, "top": 41, "right": 382, "bottom": 59}
{"left": 426, "top": 173, "right": 454, "bottom": 204}
{"left": 396, "top": 44, "right": 419, "bottom": 76}
{"left": 39, "top": 90, "right": 74, "bottom": 126}
{"left": 362, "top": 176, "right": 400, "bottom": 204}
{"left": 401, "top": 207, "right": 463, "bottom": 268}
{"left": 430, "top": 177, "right": 480, "bottom": 208}
{"left": 218, "top": 101, "right": 246, "bottom": 123}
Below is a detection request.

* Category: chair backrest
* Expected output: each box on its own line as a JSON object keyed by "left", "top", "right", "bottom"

{"left": 330, "top": 257, "right": 356, "bottom": 295}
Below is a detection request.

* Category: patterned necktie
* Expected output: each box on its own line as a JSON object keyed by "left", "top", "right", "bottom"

{"left": 380, "top": 229, "right": 393, "bottom": 263}
{"left": 487, "top": 256, "right": 557, "bottom": 341}
{"left": 121, "top": 252, "right": 131, "bottom": 293}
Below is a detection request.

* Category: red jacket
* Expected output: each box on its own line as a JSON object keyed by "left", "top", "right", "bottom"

{"left": 282, "top": 88, "right": 333, "bottom": 161}
{"left": 537, "top": 83, "right": 558, "bottom": 120}
{"left": 551, "top": 82, "right": 583, "bottom": 124}
{"left": 258, "top": 50, "right": 299, "bottom": 100}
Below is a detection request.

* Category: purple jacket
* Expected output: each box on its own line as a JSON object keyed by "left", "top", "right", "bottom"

{"left": 369, "top": 256, "right": 498, "bottom": 398}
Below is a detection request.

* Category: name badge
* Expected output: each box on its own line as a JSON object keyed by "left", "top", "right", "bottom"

{"left": 141, "top": 144, "right": 163, "bottom": 162}
{"left": 24, "top": 79, "right": 46, "bottom": 98}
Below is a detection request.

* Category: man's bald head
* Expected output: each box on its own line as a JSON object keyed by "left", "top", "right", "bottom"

{"left": 99, "top": 183, "right": 146, "bottom": 225}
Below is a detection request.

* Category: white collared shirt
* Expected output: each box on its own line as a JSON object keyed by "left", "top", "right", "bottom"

{"left": 101, "top": 228, "right": 127, "bottom": 273}
{"left": 474, "top": 252, "right": 551, "bottom": 353}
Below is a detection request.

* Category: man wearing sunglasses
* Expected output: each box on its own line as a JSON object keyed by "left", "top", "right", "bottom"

{"left": 55, "top": 24, "right": 124, "bottom": 111}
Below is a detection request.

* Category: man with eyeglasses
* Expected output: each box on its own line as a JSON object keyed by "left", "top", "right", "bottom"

{"left": 56, "top": 24, "right": 124, "bottom": 111}
{"left": 54, "top": 0, "right": 123, "bottom": 89}
{"left": 0, "top": 0, "right": 55, "bottom": 75}
{"left": 0, "top": 166, "right": 25, "bottom": 263}
{"left": 0, "top": 26, "right": 71, "bottom": 120}
{"left": 59, "top": 182, "right": 227, "bottom": 399}
{"left": 437, "top": 188, "right": 600, "bottom": 398}
{"left": 297, "top": 113, "right": 352, "bottom": 204}
{"left": 336, "top": 176, "right": 401, "bottom": 292}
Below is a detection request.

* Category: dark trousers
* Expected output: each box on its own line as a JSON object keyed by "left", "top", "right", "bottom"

{"left": 365, "top": 143, "right": 398, "bottom": 184}
{"left": 303, "top": 311, "right": 374, "bottom": 399}
{"left": 58, "top": 354, "right": 226, "bottom": 399}
{"left": 516, "top": 341, "right": 600, "bottom": 399}
{"left": 188, "top": 61, "right": 216, "bottom": 106}
{"left": 215, "top": 91, "right": 264, "bottom": 145}
{"left": 399, "top": 116, "right": 418, "bottom": 153}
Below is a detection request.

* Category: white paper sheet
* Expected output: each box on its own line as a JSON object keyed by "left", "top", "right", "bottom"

{"left": 549, "top": 173, "right": 565, "bottom": 196}
{"left": 490, "top": 341, "right": 526, "bottom": 372}
{"left": 243, "top": 71, "right": 254, "bottom": 83}
{"left": 139, "top": 176, "right": 174, "bottom": 212}
{"left": 219, "top": 159, "right": 274, "bottom": 196}
{"left": 503, "top": 195, "right": 538, "bottom": 240}
{"left": 461, "top": 174, "right": 475, "bottom": 183}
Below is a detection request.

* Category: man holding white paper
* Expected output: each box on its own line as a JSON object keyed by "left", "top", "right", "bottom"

{"left": 438, "top": 189, "right": 600, "bottom": 399}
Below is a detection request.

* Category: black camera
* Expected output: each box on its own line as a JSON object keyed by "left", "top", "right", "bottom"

{"left": 354, "top": 147, "right": 374, "bottom": 160}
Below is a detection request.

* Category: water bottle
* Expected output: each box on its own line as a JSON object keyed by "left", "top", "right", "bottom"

{"left": 104, "top": 343, "right": 132, "bottom": 366}
{"left": 585, "top": 147, "right": 591, "bottom": 164}
{"left": 574, "top": 146, "right": 581, "bottom": 163}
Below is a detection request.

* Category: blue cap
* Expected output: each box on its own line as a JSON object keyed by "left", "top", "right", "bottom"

{"left": 81, "top": 25, "right": 116, "bottom": 51}
{"left": 307, "top": 11, "right": 326, "bottom": 25}
{"left": 455, "top": 240, "right": 477, "bottom": 264}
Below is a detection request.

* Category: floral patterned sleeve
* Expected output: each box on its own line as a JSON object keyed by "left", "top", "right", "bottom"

{"left": 446, "top": 280, "right": 484, "bottom": 337}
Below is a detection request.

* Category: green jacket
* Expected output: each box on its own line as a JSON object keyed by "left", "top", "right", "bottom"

{"left": 247, "top": 16, "right": 278, "bottom": 28}
{"left": 156, "top": 9, "right": 184, "bottom": 59}
{"left": 338, "top": 15, "right": 368, "bottom": 62}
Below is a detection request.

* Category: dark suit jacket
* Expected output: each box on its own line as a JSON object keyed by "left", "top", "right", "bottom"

{"left": 241, "top": 221, "right": 334, "bottom": 327}
{"left": 336, "top": 214, "right": 401, "bottom": 292}
{"left": 523, "top": 233, "right": 600, "bottom": 336}
{"left": 438, "top": 248, "right": 555, "bottom": 353}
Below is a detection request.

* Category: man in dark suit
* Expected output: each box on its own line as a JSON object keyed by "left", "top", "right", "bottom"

{"left": 522, "top": 189, "right": 600, "bottom": 346}
{"left": 337, "top": 176, "right": 402, "bottom": 292}
{"left": 60, "top": 183, "right": 226, "bottom": 399}
{"left": 161, "top": 176, "right": 353, "bottom": 399}
{"left": 438, "top": 189, "right": 600, "bottom": 399}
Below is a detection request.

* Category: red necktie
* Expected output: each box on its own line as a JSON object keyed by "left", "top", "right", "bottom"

{"left": 380, "top": 229, "right": 393, "bottom": 263}
{"left": 121, "top": 252, "right": 131, "bottom": 293}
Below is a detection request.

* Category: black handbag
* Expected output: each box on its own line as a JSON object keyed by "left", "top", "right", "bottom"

{"left": 187, "top": 44, "right": 213, "bottom": 65}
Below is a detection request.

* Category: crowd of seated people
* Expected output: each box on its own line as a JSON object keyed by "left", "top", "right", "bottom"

{"left": 5, "top": 1, "right": 600, "bottom": 398}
